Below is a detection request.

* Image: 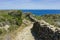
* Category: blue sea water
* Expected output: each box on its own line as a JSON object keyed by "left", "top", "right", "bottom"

{"left": 22, "top": 10, "right": 60, "bottom": 15}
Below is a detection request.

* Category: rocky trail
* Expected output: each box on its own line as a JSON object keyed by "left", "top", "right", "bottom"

{"left": 13, "top": 23, "right": 35, "bottom": 40}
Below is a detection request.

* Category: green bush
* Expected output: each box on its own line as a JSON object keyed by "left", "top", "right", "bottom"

{"left": 0, "top": 29, "right": 2, "bottom": 34}
{"left": 8, "top": 10, "right": 22, "bottom": 32}
{"left": 0, "top": 29, "right": 6, "bottom": 35}
{"left": 35, "top": 16, "right": 41, "bottom": 20}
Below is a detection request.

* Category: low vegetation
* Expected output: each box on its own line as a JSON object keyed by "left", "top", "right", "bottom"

{"left": 0, "top": 10, "right": 22, "bottom": 35}
{"left": 41, "top": 14, "right": 60, "bottom": 27}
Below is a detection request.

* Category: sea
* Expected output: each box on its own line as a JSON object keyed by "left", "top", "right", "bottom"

{"left": 22, "top": 10, "right": 60, "bottom": 15}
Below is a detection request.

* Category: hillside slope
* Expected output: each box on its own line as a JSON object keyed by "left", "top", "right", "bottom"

{"left": 0, "top": 10, "right": 60, "bottom": 40}
{"left": 41, "top": 14, "right": 60, "bottom": 27}
{"left": 12, "top": 14, "right": 60, "bottom": 40}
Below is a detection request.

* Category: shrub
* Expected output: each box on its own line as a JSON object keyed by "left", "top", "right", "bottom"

{"left": 0, "top": 10, "right": 22, "bottom": 32}
{"left": 0, "top": 29, "right": 2, "bottom": 34}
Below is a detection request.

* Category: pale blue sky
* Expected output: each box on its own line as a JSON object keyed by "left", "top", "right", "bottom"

{"left": 0, "top": 0, "right": 60, "bottom": 9}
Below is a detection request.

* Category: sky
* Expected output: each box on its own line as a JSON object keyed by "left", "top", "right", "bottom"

{"left": 0, "top": 0, "right": 60, "bottom": 9}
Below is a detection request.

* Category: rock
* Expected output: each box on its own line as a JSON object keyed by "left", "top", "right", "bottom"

{"left": 4, "top": 25, "right": 10, "bottom": 31}
{"left": 31, "top": 22, "right": 60, "bottom": 40}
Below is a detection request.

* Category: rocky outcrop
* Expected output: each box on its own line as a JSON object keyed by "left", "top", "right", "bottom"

{"left": 31, "top": 21, "right": 60, "bottom": 40}
{"left": 25, "top": 13, "right": 37, "bottom": 22}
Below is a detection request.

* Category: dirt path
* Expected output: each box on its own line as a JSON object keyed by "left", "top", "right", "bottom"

{"left": 13, "top": 24, "right": 35, "bottom": 40}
